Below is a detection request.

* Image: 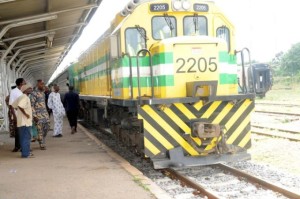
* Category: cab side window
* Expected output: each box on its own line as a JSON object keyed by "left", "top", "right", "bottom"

{"left": 125, "top": 28, "right": 147, "bottom": 56}
{"left": 216, "top": 26, "right": 230, "bottom": 52}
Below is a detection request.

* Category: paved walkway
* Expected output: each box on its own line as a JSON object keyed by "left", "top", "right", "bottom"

{"left": 0, "top": 118, "right": 165, "bottom": 199}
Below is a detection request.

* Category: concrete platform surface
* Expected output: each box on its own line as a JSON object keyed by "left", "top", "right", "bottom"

{"left": 0, "top": 118, "right": 156, "bottom": 199}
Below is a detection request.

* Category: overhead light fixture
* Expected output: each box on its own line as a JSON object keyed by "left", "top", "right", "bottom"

{"left": 0, "top": 0, "right": 15, "bottom": 3}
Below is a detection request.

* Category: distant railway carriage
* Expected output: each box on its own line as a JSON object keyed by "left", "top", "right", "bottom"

{"left": 238, "top": 63, "right": 272, "bottom": 98}
{"left": 53, "top": 0, "right": 257, "bottom": 169}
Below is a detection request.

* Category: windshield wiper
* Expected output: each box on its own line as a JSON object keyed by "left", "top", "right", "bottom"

{"left": 135, "top": 25, "right": 148, "bottom": 41}
{"left": 193, "top": 14, "right": 199, "bottom": 34}
{"left": 164, "top": 13, "right": 174, "bottom": 36}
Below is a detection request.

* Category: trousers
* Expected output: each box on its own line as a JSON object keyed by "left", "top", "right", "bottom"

{"left": 66, "top": 110, "right": 78, "bottom": 130}
{"left": 19, "top": 126, "right": 31, "bottom": 157}
{"left": 36, "top": 121, "right": 50, "bottom": 145}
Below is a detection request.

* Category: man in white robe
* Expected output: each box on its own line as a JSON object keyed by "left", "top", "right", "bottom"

{"left": 47, "top": 85, "right": 65, "bottom": 137}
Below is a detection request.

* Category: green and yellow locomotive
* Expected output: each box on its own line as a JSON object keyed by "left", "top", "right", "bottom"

{"left": 62, "top": 0, "right": 255, "bottom": 168}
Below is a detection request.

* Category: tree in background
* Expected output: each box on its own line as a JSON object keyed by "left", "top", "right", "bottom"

{"left": 280, "top": 42, "right": 300, "bottom": 76}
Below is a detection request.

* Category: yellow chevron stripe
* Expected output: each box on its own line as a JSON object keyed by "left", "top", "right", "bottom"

{"left": 164, "top": 107, "right": 201, "bottom": 145}
{"left": 143, "top": 105, "right": 199, "bottom": 155}
{"left": 225, "top": 99, "right": 252, "bottom": 131}
{"left": 138, "top": 114, "right": 174, "bottom": 150}
{"left": 227, "top": 114, "right": 251, "bottom": 144}
{"left": 238, "top": 130, "right": 251, "bottom": 148}
{"left": 144, "top": 137, "right": 160, "bottom": 155}
{"left": 212, "top": 103, "right": 234, "bottom": 123}
{"left": 202, "top": 101, "right": 222, "bottom": 118}
{"left": 204, "top": 103, "right": 234, "bottom": 150}
{"left": 193, "top": 101, "right": 204, "bottom": 111}
{"left": 174, "top": 103, "right": 197, "bottom": 119}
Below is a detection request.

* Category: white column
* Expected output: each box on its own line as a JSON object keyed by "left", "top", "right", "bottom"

{"left": 0, "top": 57, "right": 9, "bottom": 132}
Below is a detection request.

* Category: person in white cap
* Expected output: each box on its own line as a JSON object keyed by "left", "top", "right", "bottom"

{"left": 9, "top": 78, "right": 26, "bottom": 152}
{"left": 47, "top": 84, "right": 65, "bottom": 137}
{"left": 12, "top": 84, "right": 34, "bottom": 158}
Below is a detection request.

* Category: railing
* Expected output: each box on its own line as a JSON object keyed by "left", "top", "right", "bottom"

{"left": 136, "top": 49, "right": 153, "bottom": 105}
{"left": 122, "top": 52, "right": 134, "bottom": 99}
{"left": 235, "top": 48, "right": 255, "bottom": 94}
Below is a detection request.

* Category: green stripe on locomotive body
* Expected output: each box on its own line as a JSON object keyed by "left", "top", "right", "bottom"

{"left": 111, "top": 52, "right": 175, "bottom": 89}
{"left": 78, "top": 55, "right": 109, "bottom": 82}
{"left": 219, "top": 51, "right": 238, "bottom": 85}
{"left": 77, "top": 51, "right": 238, "bottom": 87}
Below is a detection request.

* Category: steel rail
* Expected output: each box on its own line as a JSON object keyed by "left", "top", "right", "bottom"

{"left": 252, "top": 124, "right": 299, "bottom": 135}
{"left": 163, "top": 168, "right": 220, "bottom": 199}
{"left": 255, "top": 102, "right": 300, "bottom": 107}
{"left": 217, "top": 164, "right": 300, "bottom": 199}
{"left": 255, "top": 110, "right": 300, "bottom": 117}
{"left": 251, "top": 128, "right": 300, "bottom": 142}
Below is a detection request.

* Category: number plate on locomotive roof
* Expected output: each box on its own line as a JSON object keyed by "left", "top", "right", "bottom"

{"left": 150, "top": 3, "right": 169, "bottom": 12}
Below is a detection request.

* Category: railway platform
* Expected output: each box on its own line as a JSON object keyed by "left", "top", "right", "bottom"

{"left": 0, "top": 117, "right": 169, "bottom": 199}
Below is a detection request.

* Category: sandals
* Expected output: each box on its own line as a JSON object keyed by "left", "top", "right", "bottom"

{"left": 22, "top": 153, "right": 35, "bottom": 158}
{"left": 40, "top": 144, "right": 46, "bottom": 150}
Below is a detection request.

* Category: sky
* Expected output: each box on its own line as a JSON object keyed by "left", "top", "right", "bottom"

{"left": 49, "top": 0, "right": 300, "bottom": 82}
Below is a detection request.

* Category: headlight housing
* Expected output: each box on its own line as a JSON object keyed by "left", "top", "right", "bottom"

{"left": 172, "top": 0, "right": 181, "bottom": 10}
{"left": 182, "top": 0, "right": 191, "bottom": 10}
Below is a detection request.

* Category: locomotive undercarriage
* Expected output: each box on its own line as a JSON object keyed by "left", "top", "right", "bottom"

{"left": 80, "top": 94, "right": 253, "bottom": 169}
{"left": 81, "top": 100, "right": 145, "bottom": 155}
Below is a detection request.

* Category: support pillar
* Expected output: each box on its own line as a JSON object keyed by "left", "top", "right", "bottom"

{"left": 0, "top": 56, "right": 9, "bottom": 132}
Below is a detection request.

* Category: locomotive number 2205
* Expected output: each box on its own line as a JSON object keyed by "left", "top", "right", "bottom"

{"left": 176, "top": 57, "right": 218, "bottom": 73}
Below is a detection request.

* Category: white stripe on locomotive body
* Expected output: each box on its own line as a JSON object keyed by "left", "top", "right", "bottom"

{"left": 78, "top": 63, "right": 174, "bottom": 80}
{"left": 219, "top": 63, "right": 238, "bottom": 74}
{"left": 111, "top": 63, "right": 174, "bottom": 79}
{"left": 80, "top": 62, "right": 107, "bottom": 78}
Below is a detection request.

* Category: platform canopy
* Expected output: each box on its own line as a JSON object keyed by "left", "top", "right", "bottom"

{"left": 0, "top": 0, "right": 101, "bottom": 131}
{"left": 0, "top": 0, "right": 101, "bottom": 84}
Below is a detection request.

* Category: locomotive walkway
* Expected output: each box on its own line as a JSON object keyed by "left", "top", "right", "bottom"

{"left": 0, "top": 117, "right": 168, "bottom": 199}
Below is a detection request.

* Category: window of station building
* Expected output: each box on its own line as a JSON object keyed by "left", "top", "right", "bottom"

{"left": 152, "top": 16, "right": 177, "bottom": 40}
{"left": 125, "top": 28, "right": 147, "bottom": 56}
{"left": 216, "top": 26, "right": 230, "bottom": 52}
{"left": 183, "top": 16, "right": 207, "bottom": 36}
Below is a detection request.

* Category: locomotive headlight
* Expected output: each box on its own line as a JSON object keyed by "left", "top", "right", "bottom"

{"left": 182, "top": 0, "right": 191, "bottom": 10}
{"left": 173, "top": 0, "right": 181, "bottom": 10}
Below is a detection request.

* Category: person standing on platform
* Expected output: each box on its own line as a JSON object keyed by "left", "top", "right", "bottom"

{"left": 30, "top": 79, "right": 50, "bottom": 150}
{"left": 63, "top": 86, "right": 79, "bottom": 134}
{"left": 12, "top": 84, "right": 34, "bottom": 158}
{"left": 5, "top": 84, "right": 17, "bottom": 138}
{"left": 9, "top": 78, "right": 26, "bottom": 152}
{"left": 44, "top": 86, "right": 52, "bottom": 117}
{"left": 47, "top": 85, "right": 65, "bottom": 137}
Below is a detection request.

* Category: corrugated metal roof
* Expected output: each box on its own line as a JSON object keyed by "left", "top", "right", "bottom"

{"left": 0, "top": 0, "right": 101, "bottom": 83}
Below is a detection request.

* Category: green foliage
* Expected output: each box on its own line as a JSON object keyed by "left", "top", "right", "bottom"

{"left": 280, "top": 42, "right": 300, "bottom": 76}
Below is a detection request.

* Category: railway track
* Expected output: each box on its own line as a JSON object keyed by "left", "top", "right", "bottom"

{"left": 255, "top": 102, "right": 300, "bottom": 108}
{"left": 163, "top": 164, "right": 300, "bottom": 199}
{"left": 83, "top": 121, "right": 300, "bottom": 198}
{"left": 255, "top": 110, "right": 300, "bottom": 117}
{"left": 251, "top": 125, "right": 300, "bottom": 141}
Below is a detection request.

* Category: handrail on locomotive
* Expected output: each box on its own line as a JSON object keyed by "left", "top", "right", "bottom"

{"left": 136, "top": 49, "right": 154, "bottom": 104}
{"left": 235, "top": 48, "right": 256, "bottom": 95}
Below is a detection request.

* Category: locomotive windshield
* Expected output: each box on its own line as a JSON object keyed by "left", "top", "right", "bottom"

{"left": 152, "top": 16, "right": 177, "bottom": 40}
{"left": 125, "top": 28, "right": 147, "bottom": 56}
{"left": 183, "top": 15, "right": 207, "bottom": 36}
